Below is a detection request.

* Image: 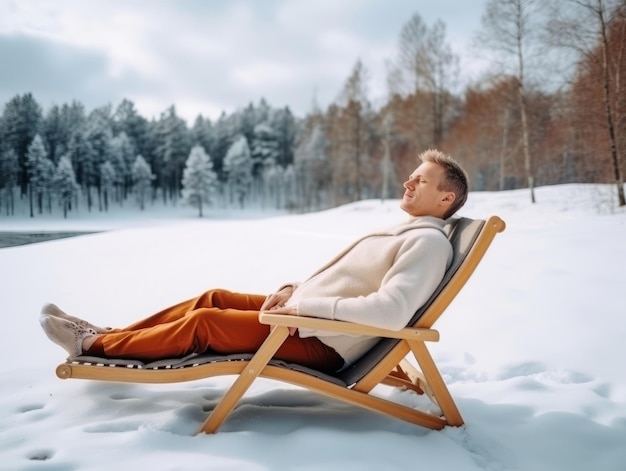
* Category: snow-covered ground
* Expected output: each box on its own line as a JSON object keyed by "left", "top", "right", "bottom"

{"left": 1, "top": 184, "right": 624, "bottom": 471}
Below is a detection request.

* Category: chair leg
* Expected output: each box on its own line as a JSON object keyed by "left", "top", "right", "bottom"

{"left": 408, "top": 340, "right": 463, "bottom": 426}
{"left": 196, "top": 325, "right": 290, "bottom": 434}
{"left": 382, "top": 361, "right": 426, "bottom": 394}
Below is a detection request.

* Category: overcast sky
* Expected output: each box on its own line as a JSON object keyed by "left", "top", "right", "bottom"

{"left": 0, "top": 0, "right": 490, "bottom": 124}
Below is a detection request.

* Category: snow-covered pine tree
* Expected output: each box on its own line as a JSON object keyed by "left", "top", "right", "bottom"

{"left": 43, "top": 104, "right": 67, "bottom": 164}
{"left": 0, "top": 148, "right": 19, "bottom": 215}
{"left": 132, "top": 155, "right": 155, "bottom": 211}
{"left": 251, "top": 122, "right": 280, "bottom": 175}
{"left": 191, "top": 115, "right": 215, "bottom": 158}
{"left": 223, "top": 135, "right": 253, "bottom": 209}
{"left": 85, "top": 107, "right": 114, "bottom": 211}
{"left": 212, "top": 112, "right": 238, "bottom": 181}
{"left": 55, "top": 155, "right": 80, "bottom": 218}
{"left": 66, "top": 127, "right": 91, "bottom": 190}
{"left": 181, "top": 145, "right": 218, "bottom": 217}
{"left": 270, "top": 107, "right": 297, "bottom": 168}
{"left": 26, "top": 134, "right": 53, "bottom": 217}
{"left": 110, "top": 131, "right": 135, "bottom": 202}
{"left": 251, "top": 122, "right": 281, "bottom": 207}
{"left": 154, "top": 106, "right": 191, "bottom": 203}
{"left": 294, "top": 123, "right": 331, "bottom": 211}
{"left": 1, "top": 93, "right": 43, "bottom": 197}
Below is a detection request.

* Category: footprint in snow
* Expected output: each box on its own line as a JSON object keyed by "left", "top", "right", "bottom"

{"left": 17, "top": 403, "right": 45, "bottom": 413}
{"left": 27, "top": 448, "right": 55, "bottom": 461}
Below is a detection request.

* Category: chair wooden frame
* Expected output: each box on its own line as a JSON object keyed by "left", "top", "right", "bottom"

{"left": 55, "top": 215, "right": 505, "bottom": 435}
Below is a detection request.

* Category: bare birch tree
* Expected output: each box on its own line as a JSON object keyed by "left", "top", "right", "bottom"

{"left": 548, "top": 0, "right": 626, "bottom": 206}
{"left": 380, "top": 113, "right": 398, "bottom": 201}
{"left": 475, "top": 0, "right": 541, "bottom": 203}
{"left": 336, "top": 59, "right": 371, "bottom": 202}
{"left": 394, "top": 14, "right": 459, "bottom": 148}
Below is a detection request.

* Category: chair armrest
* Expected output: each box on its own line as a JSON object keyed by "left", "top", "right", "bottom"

{"left": 259, "top": 312, "right": 439, "bottom": 342}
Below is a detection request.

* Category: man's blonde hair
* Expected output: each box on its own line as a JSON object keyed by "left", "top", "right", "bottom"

{"left": 418, "top": 149, "right": 469, "bottom": 219}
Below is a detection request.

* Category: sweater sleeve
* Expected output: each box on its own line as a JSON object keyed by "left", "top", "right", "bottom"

{"left": 295, "top": 232, "right": 452, "bottom": 331}
{"left": 277, "top": 282, "right": 300, "bottom": 292}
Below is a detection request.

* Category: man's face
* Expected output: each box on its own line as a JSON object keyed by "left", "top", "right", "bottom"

{"left": 400, "top": 161, "right": 453, "bottom": 218}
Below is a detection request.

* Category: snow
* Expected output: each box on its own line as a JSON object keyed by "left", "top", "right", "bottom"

{"left": 1, "top": 183, "right": 625, "bottom": 471}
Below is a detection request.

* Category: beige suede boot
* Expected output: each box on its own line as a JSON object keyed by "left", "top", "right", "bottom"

{"left": 41, "top": 303, "right": 111, "bottom": 334}
{"left": 39, "top": 315, "right": 97, "bottom": 359}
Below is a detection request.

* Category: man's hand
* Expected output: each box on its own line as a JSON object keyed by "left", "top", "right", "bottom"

{"left": 260, "top": 285, "right": 295, "bottom": 311}
{"left": 261, "top": 286, "right": 298, "bottom": 335}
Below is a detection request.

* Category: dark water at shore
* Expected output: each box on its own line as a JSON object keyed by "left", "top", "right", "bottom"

{"left": 0, "top": 231, "right": 100, "bottom": 248}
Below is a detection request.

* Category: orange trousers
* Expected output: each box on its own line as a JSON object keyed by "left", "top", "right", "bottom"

{"left": 86, "top": 289, "right": 344, "bottom": 373}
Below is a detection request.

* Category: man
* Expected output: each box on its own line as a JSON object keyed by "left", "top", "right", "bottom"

{"left": 40, "top": 149, "right": 468, "bottom": 374}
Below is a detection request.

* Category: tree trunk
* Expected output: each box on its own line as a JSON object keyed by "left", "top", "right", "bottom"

{"left": 381, "top": 115, "right": 392, "bottom": 201}
{"left": 500, "top": 108, "right": 510, "bottom": 191}
{"left": 516, "top": 4, "right": 536, "bottom": 204}
{"left": 29, "top": 185, "right": 34, "bottom": 218}
{"left": 354, "top": 109, "right": 362, "bottom": 202}
{"left": 598, "top": 0, "right": 625, "bottom": 206}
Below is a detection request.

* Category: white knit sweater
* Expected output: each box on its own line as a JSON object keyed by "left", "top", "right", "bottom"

{"left": 287, "top": 215, "right": 453, "bottom": 366}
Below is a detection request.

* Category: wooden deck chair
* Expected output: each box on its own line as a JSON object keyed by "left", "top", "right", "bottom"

{"left": 55, "top": 215, "right": 506, "bottom": 434}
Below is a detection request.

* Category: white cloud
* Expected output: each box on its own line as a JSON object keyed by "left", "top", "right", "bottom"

{"left": 231, "top": 62, "right": 298, "bottom": 86}
{"left": 0, "top": 0, "right": 490, "bottom": 123}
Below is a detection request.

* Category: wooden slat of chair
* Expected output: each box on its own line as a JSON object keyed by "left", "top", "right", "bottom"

{"left": 408, "top": 339, "right": 463, "bottom": 426}
{"left": 382, "top": 360, "right": 427, "bottom": 395}
{"left": 197, "top": 324, "right": 290, "bottom": 434}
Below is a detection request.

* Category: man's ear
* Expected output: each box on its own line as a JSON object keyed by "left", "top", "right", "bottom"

{"left": 441, "top": 192, "right": 455, "bottom": 207}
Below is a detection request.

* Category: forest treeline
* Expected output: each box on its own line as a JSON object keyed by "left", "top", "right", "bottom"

{"left": 1, "top": 0, "right": 625, "bottom": 218}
